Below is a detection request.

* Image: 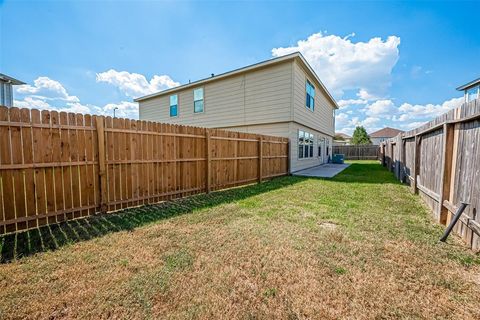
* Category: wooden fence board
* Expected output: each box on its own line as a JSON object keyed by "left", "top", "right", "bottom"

{"left": 21, "top": 108, "right": 36, "bottom": 229}
{"left": 10, "top": 108, "right": 26, "bottom": 231}
{"left": 0, "top": 107, "right": 290, "bottom": 234}
{"left": 31, "top": 109, "right": 45, "bottom": 227}
{"left": 381, "top": 99, "right": 480, "bottom": 250}
{"left": 332, "top": 145, "right": 379, "bottom": 160}
{"left": 0, "top": 107, "right": 15, "bottom": 233}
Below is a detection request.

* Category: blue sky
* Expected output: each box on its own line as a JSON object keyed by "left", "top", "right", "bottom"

{"left": 2, "top": 0, "right": 480, "bottom": 134}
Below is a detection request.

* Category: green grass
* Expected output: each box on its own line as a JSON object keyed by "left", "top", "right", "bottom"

{"left": 0, "top": 161, "right": 479, "bottom": 319}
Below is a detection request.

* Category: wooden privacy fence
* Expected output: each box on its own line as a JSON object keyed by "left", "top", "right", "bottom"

{"left": 333, "top": 145, "right": 379, "bottom": 160}
{"left": 380, "top": 99, "right": 480, "bottom": 250}
{"left": 0, "top": 106, "right": 289, "bottom": 234}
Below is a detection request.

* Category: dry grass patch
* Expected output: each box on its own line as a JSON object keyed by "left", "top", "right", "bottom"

{"left": 1, "top": 161, "right": 480, "bottom": 319}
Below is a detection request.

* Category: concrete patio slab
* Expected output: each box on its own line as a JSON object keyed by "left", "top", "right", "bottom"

{"left": 293, "top": 163, "right": 351, "bottom": 178}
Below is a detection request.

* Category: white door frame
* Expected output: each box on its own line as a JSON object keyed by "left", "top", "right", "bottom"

{"left": 318, "top": 136, "right": 326, "bottom": 164}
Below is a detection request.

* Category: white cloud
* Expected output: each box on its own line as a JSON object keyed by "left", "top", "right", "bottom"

{"left": 103, "top": 101, "right": 139, "bottom": 119}
{"left": 61, "top": 102, "right": 96, "bottom": 114}
{"left": 336, "top": 96, "right": 464, "bottom": 134}
{"left": 14, "top": 97, "right": 51, "bottom": 109}
{"left": 272, "top": 32, "right": 400, "bottom": 96}
{"left": 15, "top": 77, "right": 79, "bottom": 102}
{"left": 14, "top": 75, "right": 142, "bottom": 118}
{"left": 14, "top": 76, "right": 99, "bottom": 114}
{"left": 337, "top": 89, "right": 381, "bottom": 110}
{"left": 96, "top": 69, "right": 180, "bottom": 98}
{"left": 357, "top": 89, "right": 378, "bottom": 101}
{"left": 335, "top": 112, "right": 350, "bottom": 126}
{"left": 14, "top": 97, "right": 95, "bottom": 114}
{"left": 337, "top": 127, "right": 355, "bottom": 135}
{"left": 363, "top": 99, "right": 396, "bottom": 117}
{"left": 335, "top": 112, "right": 380, "bottom": 133}
{"left": 396, "top": 97, "right": 463, "bottom": 122}
{"left": 362, "top": 117, "right": 380, "bottom": 127}
{"left": 349, "top": 116, "right": 360, "bottom": 126}
{"left": 403, "top": 121, "right": 428, "bottom": 130}
{"left": 337, "top": 98, "right": 367, "bottom": 109}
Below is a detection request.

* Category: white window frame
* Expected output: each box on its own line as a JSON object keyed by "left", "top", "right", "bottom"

{"left": 298, "top": 129, "right": 314, "bottom": 160}
{"left": 193, "top": 88, "right": 204, "bottom": 113}
{"left": 305, "top": 79, "right": 315, "bottom": 112}
{"left": 169, "top": 94, "right": 178, "bottom": 118}
{"left": 318, "top": 136, "right": 325, "bottom": 162}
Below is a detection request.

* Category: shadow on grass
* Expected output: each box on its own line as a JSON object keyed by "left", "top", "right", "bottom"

{"left": 0, "top": 176, "right": 304, "bottom": 263}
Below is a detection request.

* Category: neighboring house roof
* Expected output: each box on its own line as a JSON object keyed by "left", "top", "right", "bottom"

{"left": 0, "top": 73, "right": 25, "bottom": 85}
{"left": 335, "top": 132, "right": 351, "bottom": 139}
{"left": 456, "top": 77, "right": 480, "bottom": 91}
{"left": 369, "top": 127, "right": 404, "bottom": 138}
{"left": 134, "top": 52, "right": 339, "bottom": 109}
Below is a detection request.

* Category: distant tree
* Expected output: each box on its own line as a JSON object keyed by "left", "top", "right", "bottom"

{"left": 351, "top": 126, "right": 371, "bottom": 145}
{"left": 334, "top": 134, "right": 345, "bottom": 141}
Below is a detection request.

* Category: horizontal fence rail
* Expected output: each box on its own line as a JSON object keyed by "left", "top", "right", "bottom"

{"left": 333, "top": 145, "right": 379, "bottom": 160}
{"left": 380, "top": 99, "right": 480, "bottom": 250}
{"left": 0, "top": 106, "right": 289, "bottom": 234}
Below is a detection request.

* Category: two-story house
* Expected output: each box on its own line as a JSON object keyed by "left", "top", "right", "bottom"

{"left": 0, "top": 73, "right": 25, "bottom": 107}
{"left": 457, "top": 77, "right": 480, "bottom": 103}
{"left": 369, "top": 127, "right": 404, "bottom": 145}
{"left": 135, "top": 52, "right": 339, "bottom": 173}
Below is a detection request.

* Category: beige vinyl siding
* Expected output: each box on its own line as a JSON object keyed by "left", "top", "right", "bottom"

{"left": 138, "top": 56, "right": 337, "bottom": 173}
{"left": 292, "top": 60, "right": 335, "bottom": 136}
{"left": 219, "top": 121, "right": 331, "bottom": 172}
{"left": 139, "top": 61, "right": 292, "bottom": 127}
{"left": 289, "top": 122, "right": 332, "bottom": 172}
{"left": 371, "top": 137, "right": 388, "bottom": 145}
{"left": 220, "top": 122, "right": 291, "bottom": 138}
{"left": 244, "top": 64, "right": 292, "bottom": 123}
{"left": 139, "top": 95, "right": 169, "bottom": 120}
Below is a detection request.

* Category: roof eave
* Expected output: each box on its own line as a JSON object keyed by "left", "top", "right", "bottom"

{"left": 294, "top": 53, "right": 339, "bottom": 109}
{"left": 0, "top": 73, "right": 26, "bottom": 85}
{"left": 134, "top": 52, "right": 340, "bottom": 110}
{"left": 456, "top": 77, "right": 480, "bottom": 91}
{"left": 133, "top": 52, "right": 302, "bottom": 102}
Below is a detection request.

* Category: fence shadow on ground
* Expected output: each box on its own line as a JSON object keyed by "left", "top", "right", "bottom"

{"left": 0, "top": 176, "right": 303, "bottom": 263}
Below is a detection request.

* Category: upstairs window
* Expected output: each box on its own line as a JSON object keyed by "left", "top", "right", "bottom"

{"left": 306, "top": 80, "right": 315, "bottom": 111}
{"left": 169, "top": 94, "right": 178, "bottom": 117}
{"left": 194, "top": 88, "right": 204, "bottom": 113}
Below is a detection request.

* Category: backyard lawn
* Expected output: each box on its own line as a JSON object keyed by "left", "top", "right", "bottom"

{"left": 1, "top": 161, "right": 479, "bottom": 319}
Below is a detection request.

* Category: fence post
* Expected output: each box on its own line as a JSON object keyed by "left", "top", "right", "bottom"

{"left": 398, "top": 136, "right": 404, "bottom": 181}
{"left": 258, "top": 136, "right": 263, "bottom": 183}
{"left": 95, "top": 116, "right": 107, "bottom": 213}
{"left": 205, "top": 129, "right": 211, "bottom": 193}
{"left": 413, "top": 135, "right": 421, "bottom": 194}
{"left": 381, "top": 144, "right": 385, "bottom": 166}
{"left": 438, "top": 123, "right": 455, "bottom": 224}
{"left": 287, "top": 139, "right": 291, "bottom": 174}
{"left": 401, "top": 137, "right": 406, "bottom": 183}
